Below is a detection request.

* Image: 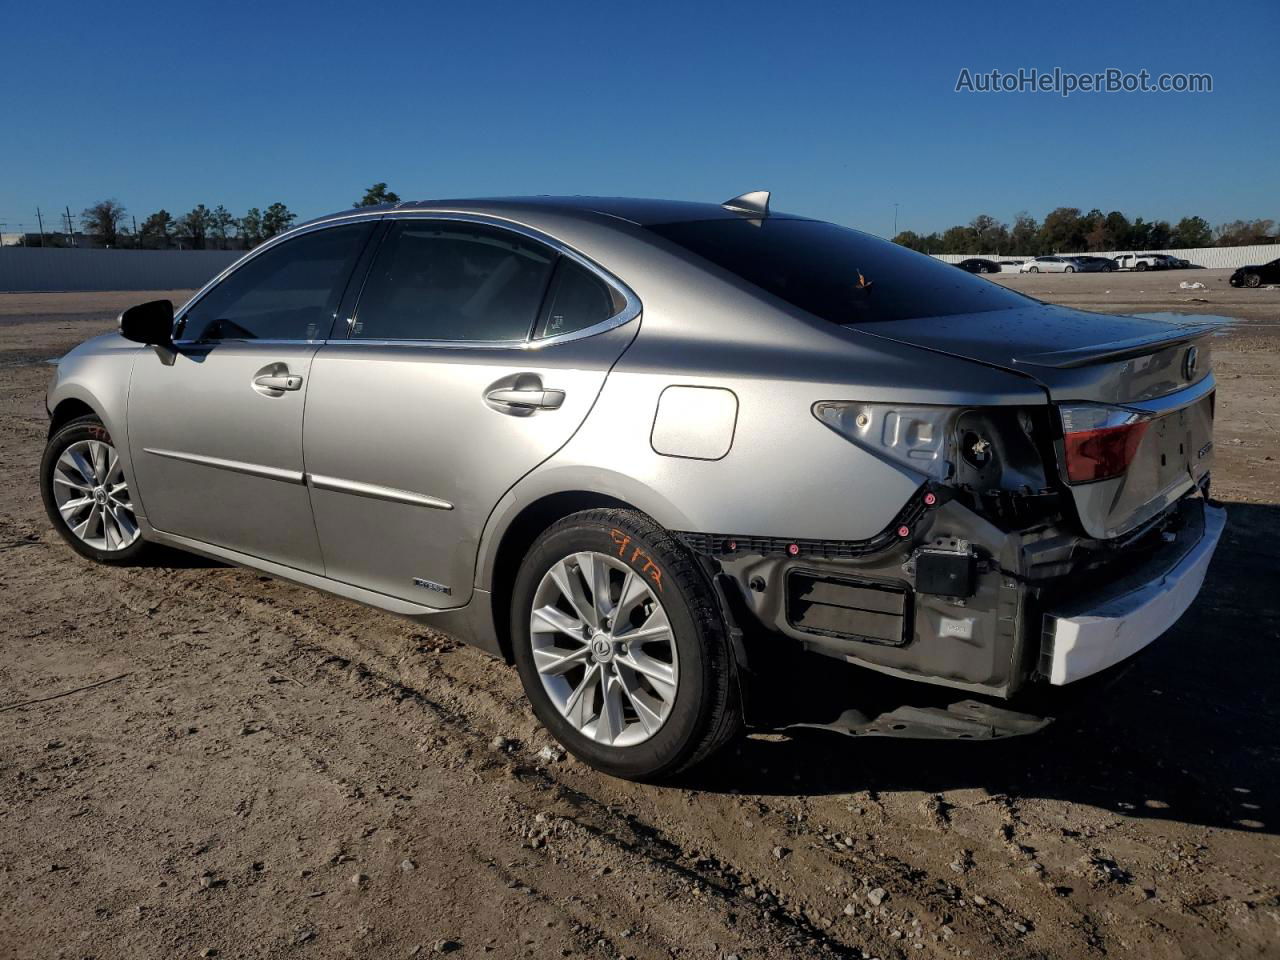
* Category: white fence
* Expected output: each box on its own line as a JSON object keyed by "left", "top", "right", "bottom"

{"left": 0, "top": 248, "right": 241, "bottom": 292}
{"left": 931, "top": 243, "right": 1277, "bottom": 271}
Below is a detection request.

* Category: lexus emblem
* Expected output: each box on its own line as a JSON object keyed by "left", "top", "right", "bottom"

{"left": 1183, "top": 345, "right": 1199, "bottom": 381}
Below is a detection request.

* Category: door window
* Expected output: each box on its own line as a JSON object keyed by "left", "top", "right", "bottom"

{"left": 351, "top": 221, "right": 556, "bottom": 342}
{"left": 533, "top": 258, "right": 626, "bottom": 339}
{"left": 179, "top": 223, "right": 372, "bottom": 342}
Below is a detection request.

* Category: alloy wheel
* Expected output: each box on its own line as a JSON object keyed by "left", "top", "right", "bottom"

{"left": 51, "top": 439, "right": 140, "bottom": 551}
{"left": 529, "top": 551, "right": 679, "bottom": 747}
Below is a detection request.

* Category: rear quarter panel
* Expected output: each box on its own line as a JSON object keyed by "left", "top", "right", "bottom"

{"left": 474, "top": 273, "right": 1048, "bottom": 591}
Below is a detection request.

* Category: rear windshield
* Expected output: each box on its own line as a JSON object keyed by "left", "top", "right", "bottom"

{"left": 647, "top": 218, "right": 1029, "bottom": 324}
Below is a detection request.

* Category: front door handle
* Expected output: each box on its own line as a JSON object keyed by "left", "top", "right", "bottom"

{"left": 484, "top": 386, "right": 565, "bottom": 410}
{"left": 254, "top": 374, "right": 303, "bottom": 392}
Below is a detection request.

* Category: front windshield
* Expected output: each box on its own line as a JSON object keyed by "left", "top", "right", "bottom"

{"left": 647, "top": 218, "right": 1030, "bottom": 325}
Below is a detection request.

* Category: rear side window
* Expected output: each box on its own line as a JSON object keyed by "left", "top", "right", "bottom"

{"left": 180, "top": 223, "right": 372, "bottom": 342}
{"left": 351, "top": 221, "right": 555, "bottom": 341}
{"left": 533, "top": 259, "right": 625, "bottom": 339}
{"left": 647, "top": 218, "right": 1030, "bottom": 325}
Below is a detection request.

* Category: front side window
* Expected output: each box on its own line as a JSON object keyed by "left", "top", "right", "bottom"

{"left": 351, "top": 221, "right": 556, "bottom": 341}
{"left": 180, "top": 223, "right": 372, "bottom": 342}
{"left": 646, "top": 217, "right": 1029, "bottom": 326}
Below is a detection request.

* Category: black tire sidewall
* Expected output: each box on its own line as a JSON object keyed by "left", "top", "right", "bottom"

{"left": 511, "top": 514, "right": 716, "bottom": 779}
{"left": 40, "top": 415, "right": 148, "bottom": 564}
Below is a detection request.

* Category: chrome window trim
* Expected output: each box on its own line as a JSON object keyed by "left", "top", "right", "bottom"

{"left": 170, "top": 213, "right": 386, "bottom": 346}
{"left": 169, "top": 209, "right": 641, "bottom": 351}
{"left": 339, "top": 211, "right": 641, "bottom": 350}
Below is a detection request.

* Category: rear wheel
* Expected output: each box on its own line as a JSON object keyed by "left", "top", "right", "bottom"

{"left": 511, "top": 508, "right": 740, "bottom": 780}
{"left": 1136, "top": 262, "right": 1148, "bottom": 271}
{"left": 1028, "top": 266, "right": 1039, "bottom": 273}
{"left": 40, "top": 414, "right": 151, "bottom": 564}
{"left": 1064, "top": 266, "right": 1075, "bottom": 273}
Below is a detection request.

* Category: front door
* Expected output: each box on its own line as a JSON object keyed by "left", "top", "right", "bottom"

{"left": 303, "top": 217, "right": 638, "bottom": 607}
{"left": 128, "top": 222, "right": 374, "bottom": 572}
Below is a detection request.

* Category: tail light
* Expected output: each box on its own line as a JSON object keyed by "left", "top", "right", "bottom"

{"left": 1059, "top": 403, "right": 1152, "bottom": 484}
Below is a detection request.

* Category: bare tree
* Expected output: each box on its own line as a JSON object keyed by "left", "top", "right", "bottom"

{"left": 80, "top": 199, "right": 127, "bottom": 247}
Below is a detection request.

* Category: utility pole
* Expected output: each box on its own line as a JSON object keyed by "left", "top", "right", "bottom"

{"left": 65, "top": 205, "right": 76, "bottom": 246}
{"left": 893, "top": 202, "right": 899, "bottom": 237}
{"left": 0, "top": 222, "right": 6, "bottom": 251}
{"left": 35, "top": 207, "right": 46, "bottom": 247}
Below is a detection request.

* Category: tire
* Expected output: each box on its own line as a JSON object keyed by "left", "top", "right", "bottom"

{"left": 1244, "top": 273, "right": 1262, "bottom": 289}
{"left": 1064, "top": 266, "right": 1075, "bottom": 273}
{"left": 510, "top": 508, "right": 741, "bottom": 781}
{"left": 1028, "top": 266, "right": 1039, "bottom": 273}
{"left": 40, "top": 414, "right": 151, "bottom": 564}
{"left": 1136, "top": 262, "right": 1147, "bottom": 272}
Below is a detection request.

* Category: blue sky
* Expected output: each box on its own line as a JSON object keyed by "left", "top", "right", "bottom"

{"left": 3, "top": 1, "right": 1276, "bottom": 237}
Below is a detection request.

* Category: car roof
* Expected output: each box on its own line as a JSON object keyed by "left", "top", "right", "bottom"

{"left": 296, "top": 195, "right": 812, "bottom": 231}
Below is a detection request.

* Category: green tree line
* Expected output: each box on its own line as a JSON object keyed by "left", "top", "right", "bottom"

{"left": 61, "top": 184, "right": 402, "bottom": 250}
{"left": 893, "top": 209, "right": 1276, "bottom": 256}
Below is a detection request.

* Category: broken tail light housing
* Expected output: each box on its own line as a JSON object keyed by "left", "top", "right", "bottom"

{"left": 1059, "top": 403, "right": 1152, "bottom": 484}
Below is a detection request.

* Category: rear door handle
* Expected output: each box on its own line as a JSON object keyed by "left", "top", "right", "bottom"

{"left": 484, "top": 386, "right": 565, "bottom": 410}
{"left": 254, "top": 374, "right": 303, "bottom": 392}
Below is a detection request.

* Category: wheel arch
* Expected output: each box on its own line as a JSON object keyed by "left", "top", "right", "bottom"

{"left": 485, "top": 490, "right": 641, "bottom": 661}
{"left": 48, "top": 397, "right": 99, "bottom": 437}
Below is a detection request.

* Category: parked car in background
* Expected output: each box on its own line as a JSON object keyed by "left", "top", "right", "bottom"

{"left": 1154, "top": 254, "right": 1191, "bottom": 269}
{"left": 40, "top": 192, "right": 1224, "bottom": 780}
{"left": 955, "top": 258, "right": 1001, "bottom": 274}
{"left": 1229, "top": 256, "right": 1280, "bottom": 288}
{"left": 997, "top": 260, "right": 1024, "bottom": 270}
{"left": 1069, "top": 256, "right": 1116, "bottom": 273}
{"left": 1020, "top": 256, "right": 1077, "bottom": 273}
{"left": 1114, "top": 253, "right": 1166, "bottom": 272}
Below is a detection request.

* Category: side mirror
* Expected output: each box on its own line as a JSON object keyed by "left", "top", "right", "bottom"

{"left": 118, "top": 299, "right": 174, "bottom": 346}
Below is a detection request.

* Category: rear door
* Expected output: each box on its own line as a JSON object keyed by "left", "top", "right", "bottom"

{"left": 127, "top": 221, "right": 375, "bottom": 571}
{"left": 303, "top": 216, "right": 639, "bottom": 607}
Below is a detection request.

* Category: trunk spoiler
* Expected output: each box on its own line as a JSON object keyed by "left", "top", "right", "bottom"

{"left": 1013, "top": 321, "right": 1219, "bottom": 369}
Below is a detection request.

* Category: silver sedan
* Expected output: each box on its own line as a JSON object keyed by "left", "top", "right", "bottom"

{"left": 42, "top": 193, "right": 1223, "bottom": 780}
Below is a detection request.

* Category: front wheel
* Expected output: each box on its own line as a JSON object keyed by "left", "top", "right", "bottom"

{"left": 1064, "top": 266, "right": 1075, "bottom": 273}
{"left": 511, "top": 509, "right": 740, "bottom": 780}
{"left": 1244, "top": 273, "right": 1263, "bottom": 288}
{"left": 1136, "top": 262, "right": 1148, "bottom": 271}
{"left": 40, "top": 414, "right": 151, "bottom": 564}
{"left": 1028, "top": 266, "right": 1039, "bottom": 273}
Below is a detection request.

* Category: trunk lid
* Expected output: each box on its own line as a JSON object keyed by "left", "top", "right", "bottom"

{"left": 852, "top": 304, "right": 1222, "bottom": 539}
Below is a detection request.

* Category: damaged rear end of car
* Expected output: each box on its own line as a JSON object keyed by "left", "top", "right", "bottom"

{"left": 756, "top": 309, "right": 1221, "bottom": 736}
{"left": 644, "top": 215, "right": 1226, "bottom": 739}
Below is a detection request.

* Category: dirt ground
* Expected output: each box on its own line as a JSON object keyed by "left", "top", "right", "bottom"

{"left": 1, "top": 270, "right": 1277, "bottom": 960}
